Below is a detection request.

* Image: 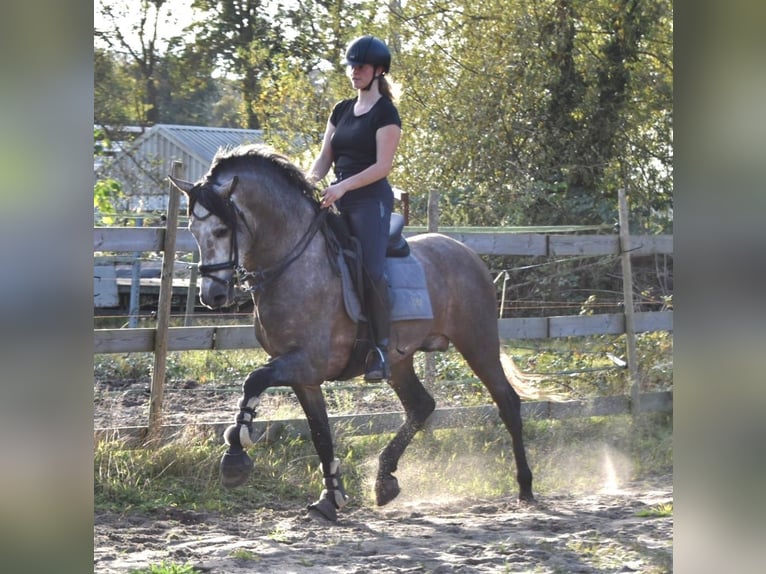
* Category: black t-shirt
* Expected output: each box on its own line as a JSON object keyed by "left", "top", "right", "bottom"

{"left": 330, "top": 97, "right": 402, "bottom": 178}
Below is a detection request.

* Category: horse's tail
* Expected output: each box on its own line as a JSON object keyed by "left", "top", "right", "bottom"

{"left": 500, "top": 349, "right": 566, "bottom": 402}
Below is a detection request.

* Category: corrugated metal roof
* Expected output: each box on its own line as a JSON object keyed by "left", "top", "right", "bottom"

{"left": 149, "top": 124, "right": 264, "bottom": 166}
{"left": 98, "top": 124, "right": 266, "bottom": 211}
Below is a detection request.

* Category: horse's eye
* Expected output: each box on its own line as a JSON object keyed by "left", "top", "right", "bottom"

{"left": 213, "top": 228, "right": 229, "bottom": 239}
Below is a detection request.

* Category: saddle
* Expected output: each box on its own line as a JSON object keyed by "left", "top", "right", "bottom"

{"left": 323, "top": 211, "right": 433, "bottom": 381}
{"left": 324, "top": 211, "right": 432, "bottom": 324}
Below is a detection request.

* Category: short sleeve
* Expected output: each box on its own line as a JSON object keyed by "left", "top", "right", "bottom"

{"left": 330, "top": 99, "right": 354, "bottom": 127}
{"left": 375, "top": 99, "right": 401, "bottom": 130}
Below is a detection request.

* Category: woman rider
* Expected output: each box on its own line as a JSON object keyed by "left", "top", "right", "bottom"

{"left": 307, "top": 35, "right": 402, "bottom": 381}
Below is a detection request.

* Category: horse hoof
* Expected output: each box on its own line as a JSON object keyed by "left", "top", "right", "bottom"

{"left": 219, "top": 449, "right": 253, "bottom": 488}
{"left": 307, "top": 498, "right": 338, "bottom": 522}
{"left": 518, "top": 490, "right": 536, "bottom": 505}
{"left": 375, "top": 475, "right": 401, "bottom": 506}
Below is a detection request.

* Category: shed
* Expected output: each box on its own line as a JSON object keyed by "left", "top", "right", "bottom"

{"left": 98, "top": 124, "right": 264, "bottom": 211}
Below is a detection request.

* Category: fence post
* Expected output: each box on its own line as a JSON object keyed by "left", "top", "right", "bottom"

{"left": 147, "top": 161, "right": 183, "bottom": 442}
{"left": 618, "top": 188, "right": 640, "bottom": 417}
{"left": 424, "top": 190, "right": 440, "bottom": 385}
{"left": 128, "top": 217, "right": 143, "bottom": 328}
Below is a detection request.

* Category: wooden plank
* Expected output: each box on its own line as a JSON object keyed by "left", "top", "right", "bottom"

{"left": 176, "top": 230, "right": 197, "bottom": 252}
{"left": 549, "top": 313, "right": 624, "bottom": 337}
{"left": 167, "top": 327, "right": 218, "bottom": 351}
{"left": 94, "top": 227, "right": 163, "bottom": 252}
{"left": 213, "top": 325, "right": 259, "bottom": 349}
{"left": 149, "top": 167, "right": 182, "bottom": 437}
{"left": 95, "top": 227, "right": 672, "bottom": 258}
{"left": 94, "top": 265, "right": 119, "bottom": 307}
{"left": 634, "top": 310, "right": 673, "bottom": 332}
{"left": 629, "top": 235, "right": 673, "bottom": 256}
{"left": 549, "top": 235, "right": 618, "bottom": 256}
{"left": 94, "top": 227, "right": 197, "bottom": 253}
{"left": 95, "top": 328, "right": 155, "bottom": 353}
{"left": 95, "top": 311, "right": 673, "bottom": 353}
{"left": 618, "top": 188, "right": 641, "bottom": 417}
{"left": 438, "top": 232, "right": 548, "bottom": 256}
{"left": 93, "top": 391, "right": 672, "bottom": 445}
{"left": 498, "top": 317, "right": 548, "bottom": 340}
{"left": 638, "top": 390, "right": 673, "bottom": 413}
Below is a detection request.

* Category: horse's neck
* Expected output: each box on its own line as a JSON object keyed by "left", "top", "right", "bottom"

{"left": 241, "top": 194, "right": 319, "bottom": 268}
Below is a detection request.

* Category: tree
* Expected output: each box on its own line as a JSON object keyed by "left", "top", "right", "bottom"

{"left": 189, "top": 0, "right": 288, "bottom": 129}
{"left": 390, "top": 0, "right": 672, "bottom": 230}
{"left": 93, "top": 0, "right": 672, "bottom": 231}
{"left": 95, "top": 0, "right": 172, "bottom": 125}
{"left": 157, "top": 39, "right": 221, "bottom": 125}
{"left": 94, "top": 48, "right": 137, "bottom": 127}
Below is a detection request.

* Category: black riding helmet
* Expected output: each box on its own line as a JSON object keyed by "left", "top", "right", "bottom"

{"left": 342, "top": 35, "right": 391, "bottom": 74}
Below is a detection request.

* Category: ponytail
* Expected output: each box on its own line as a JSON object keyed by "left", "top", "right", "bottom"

{"left": 378, "top": 75, "right": 394, "bottom": 101}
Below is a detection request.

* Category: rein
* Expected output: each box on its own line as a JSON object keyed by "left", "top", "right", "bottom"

{"left": 237, "top": 208, "right": 330, "bottom": 293}
{"left": 196, "top": 196, "right": 331, "bottom": 295}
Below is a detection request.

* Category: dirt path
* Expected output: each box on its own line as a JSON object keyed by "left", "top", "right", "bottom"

{"left": 94, "top": 475, "right": 672, "bottom": 573}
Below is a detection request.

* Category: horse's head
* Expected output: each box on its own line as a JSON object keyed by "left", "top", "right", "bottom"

{"left": 169, "top": 175, "right": 243, "bottom": 309}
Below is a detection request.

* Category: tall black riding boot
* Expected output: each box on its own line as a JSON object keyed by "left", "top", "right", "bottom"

{"left": 364, "top": 277, "right": 391, "bottom": 381}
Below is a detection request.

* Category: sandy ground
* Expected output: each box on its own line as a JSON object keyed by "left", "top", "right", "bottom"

{"left": 94, "top": 376, "right": 673, "bottom": 573}
{"left": 94, "top": 474, "right": 672, "bottom": 573}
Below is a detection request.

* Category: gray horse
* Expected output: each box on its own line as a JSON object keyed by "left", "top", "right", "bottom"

{"left": 169, "top": 144, "right": 533, "bottom": 521}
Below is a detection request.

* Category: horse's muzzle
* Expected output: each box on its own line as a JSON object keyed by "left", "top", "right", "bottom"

{"left": 199, "top": 276, "right": 235, "bottom": 309}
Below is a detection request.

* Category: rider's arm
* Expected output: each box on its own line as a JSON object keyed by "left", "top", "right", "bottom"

{"left": 307, "top": 119, "right": 336, "bottom": 185}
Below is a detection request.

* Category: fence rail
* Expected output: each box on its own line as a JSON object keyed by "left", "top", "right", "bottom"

{"left": 94, "top": 225, "right": 672, "bottom": 353}
{"left": 94, "top": 391, "right": 673, "bottom": 445}
{"left": 93, "top": 209, "right": 673, "bottom": 438}
{"left": 94, "top": 226, "right": 673, "bottom": 257}
{"left": 94, "top": 310, "right": 672, "bottom": 354}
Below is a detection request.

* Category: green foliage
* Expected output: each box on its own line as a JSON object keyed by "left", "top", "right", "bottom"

{"left": 94, "top": 0, "right": 672, "bottom": 230}
{"left": 636, "top": 502, "right": 673, "bottom": 518}
{"left": 157, "top": 42, "right": 221, "bottom": 126}
{"left": 94, "top": 177, "right": 125, "bottom": 225}
{"left": 229, "top": 548, "right": 257, "bottom": 561}
{"left": 95, "top": 411, "right": 671, "bottom": 516}
{"left": 94, "top": 48, "right": 136, "bottom": 126}
{"left": 392, "top": 0, "right": 672, "bottom": 230}
{"left": 94, "top": 430, "right": 320, "bottom": 514}
{"left": 507, "top": 331, "right": 673, "bottom": 399}
{"left": 129, "top": 561, "right": 202, "bottom": 574}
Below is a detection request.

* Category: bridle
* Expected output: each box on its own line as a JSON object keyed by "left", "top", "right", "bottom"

{"left": 195, "top": 197, "right": 331, "bottom": 294}
{"left": 193, "top": 200, "right": 247, "bottom": 289}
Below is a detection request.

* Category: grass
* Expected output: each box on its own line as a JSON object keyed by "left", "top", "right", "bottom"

{"left": 94, "top": 331, "right": 672, "bottom": 513}
{"left": 229, "top": 549, "right": 258, "bottom": 561}
{"left": 94, "top": 331, "right": 673, "bottom": 413}
{"left": 636, "top": 502, "right": 673, "bottom": 518}
{"left": 95, "top": 429, "right": 320, "bottom": 514}
{"left": 94, "top": 411, "right": 672, "bottom": 515}
{"left": 129, "top": 561, "right": 202, "bottom": 574}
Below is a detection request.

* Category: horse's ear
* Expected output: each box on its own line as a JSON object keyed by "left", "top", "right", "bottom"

{"left": 221, "top": 176, "right": 239, "bottom": 200}
{"left": 168, "top": 176, "right": 195, "bottom": 198}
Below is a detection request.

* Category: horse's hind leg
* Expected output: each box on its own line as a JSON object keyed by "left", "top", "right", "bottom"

{"left": 453, "top": 340, "right": 534, "bottom": 502}
{"left": 376, "top": 355, "right": 436, "bottom": 506}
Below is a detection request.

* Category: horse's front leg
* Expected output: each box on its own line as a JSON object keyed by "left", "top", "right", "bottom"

{"left": 293, "top": 385, "right": 348, "bottom": 522}
{"left": 219, "top": 359, "right": 284, "bottom": 488}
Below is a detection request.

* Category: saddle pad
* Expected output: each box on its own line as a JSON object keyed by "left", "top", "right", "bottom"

{"left": 386, "top": 255, "right": 434, "bottom": 321}
{"left": 339, "top": 253, "right": 433, "bottom": 323}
